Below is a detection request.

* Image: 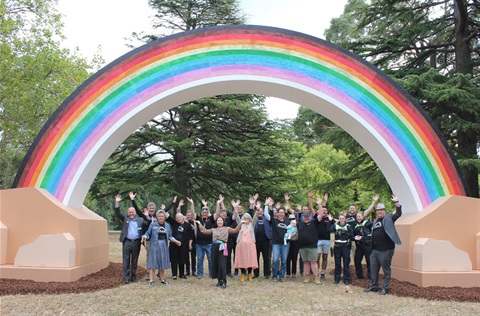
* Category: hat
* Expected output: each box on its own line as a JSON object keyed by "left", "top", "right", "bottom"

{"left": 376, "top": 203, "right": 386, "bottom": 210}
{"left": 289, "top": 214, "right": 296, "bottom": 219}
{"left": 201, "top": 206, "right": 209, "bottom": 210}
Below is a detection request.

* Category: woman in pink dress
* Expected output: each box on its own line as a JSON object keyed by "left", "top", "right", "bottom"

{"left": 234, "top": 212, "right": 258, "bottom": 282}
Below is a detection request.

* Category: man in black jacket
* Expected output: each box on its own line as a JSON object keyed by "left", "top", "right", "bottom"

{"left": 114, "top": 194, "right": 148, "bottom": 284}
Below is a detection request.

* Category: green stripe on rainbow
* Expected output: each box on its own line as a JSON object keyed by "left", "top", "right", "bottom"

{"left": 13, "top": 25, "right": 466, "bottom": 210}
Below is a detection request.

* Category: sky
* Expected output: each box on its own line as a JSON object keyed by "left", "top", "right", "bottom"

{"left": 57, "top": 0, "right": 349, "bottom": 119}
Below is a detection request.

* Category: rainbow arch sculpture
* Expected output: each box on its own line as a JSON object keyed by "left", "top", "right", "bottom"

{"left": 13, "top": 25, "right": 466, "bottom": 211}
{"left": 3, "top": 25, "right": 478, "bottom": 286}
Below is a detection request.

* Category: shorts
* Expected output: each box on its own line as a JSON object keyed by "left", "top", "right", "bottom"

{"left": 317, "top": 240, "right": 331, "bottom": 254}
{"left": 299, "top": 248, "right": 317, "bottom": 262}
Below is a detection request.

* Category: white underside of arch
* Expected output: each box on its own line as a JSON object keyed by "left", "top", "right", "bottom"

{"left": 65, "top": 76, "right": 423, "bottom": 213}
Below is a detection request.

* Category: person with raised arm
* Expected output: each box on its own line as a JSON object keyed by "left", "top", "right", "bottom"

{"left": 252, "top": 197, "right": 272, "bottom": 279}
{"left": 142, "top": 210, "right": 173, "bottom": 286}
{"left": 233, "top": 199, "right": 258, "bottom": 282}
{"left": 195, "top": 198, "right": 214, "bottom": 278}
{"left": 364, "top": 194, "right": 402, "bottom": 295}
{"left": 313, "top": 193, "right": 335, "bottom": 281}
{"left": 113, "top": 194, "right": 148, "bottom": 284}
{"left": 165, "top": 199, "right": 194, "bottom": 280}
{"left": 269, "top": 195, "right": 290, "bottom": 282}
{"left": 196, "top": 217, "right": 247, "bottom": 289}
{"left": 185, "top": 197, "right": 198, "bottom": 277}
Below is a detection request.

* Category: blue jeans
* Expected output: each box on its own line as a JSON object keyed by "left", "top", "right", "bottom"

{"left": 196, "top": 243, "right": 212, "bottom": 277}
{"left": 272, "top": 243, "right": 290, "bottom": 280}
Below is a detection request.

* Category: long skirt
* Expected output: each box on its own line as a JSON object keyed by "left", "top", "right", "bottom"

{"left": 211, "top": 242, "right": 227, "bottom": 280}
{"left": 234, "top": 229, "right": 258, "bottom": 269}
{"left": 146, "top": 239, "right": 170, "bottom": 270}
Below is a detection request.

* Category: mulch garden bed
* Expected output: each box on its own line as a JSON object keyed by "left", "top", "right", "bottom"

{"left": 1, "top": 263, "right": 478, "bottom": 302}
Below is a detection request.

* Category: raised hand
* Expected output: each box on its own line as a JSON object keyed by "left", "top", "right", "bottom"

{"left": 178, "top": 199, "right": 185, "bottom": 207}
{"left": 275, "top": 201, "right": 282, "bottom": 209}
{"left": 323, "top": 193, "right": 329, "bottom": 201}
{"left": 391, "top": 194, "right": 399, "bottom": 203}
{"left": 373, "top": 194, "right": 380, "bottom": 202}
{"left": 316, "top": 197, "right": 323, "bottom": 205}
{"left": 172, "top": 196, "right": 178, "bottom": 203}
{"left": 187, "top": 197, "right": 193, "bottom": 204}
{"left": 115, "top": 194, "right": 122, "bottom": 204}
{"left": 284, "top": 193, "right": 290, "bottom": 201}
{"left": 217, "top": 194, "right": 224, "bottom": 204}
{"left": 161, "top": 204, "right": 165, "bottom": 210}
{"left": 129, "top": 191, "right": 135, "bottom": 200}
{"left": 255, "top": 201, "right": 262, "bottom": 210}
{"left": 202, "top": 199, "right": 208, "bottom": 206}
{"left": 307, "top": 190, "right": 314, "bottom": 198}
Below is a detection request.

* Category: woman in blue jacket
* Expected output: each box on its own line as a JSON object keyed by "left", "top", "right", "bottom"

{"left": 142, "top": 210, "right": 173, "bottom": 286}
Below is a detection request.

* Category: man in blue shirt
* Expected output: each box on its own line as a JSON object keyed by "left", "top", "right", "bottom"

{"left": 114, "top": 194, "right": 148, "bottom": 284}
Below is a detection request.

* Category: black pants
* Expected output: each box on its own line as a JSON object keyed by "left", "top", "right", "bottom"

{"left": 211, "top": 243, "right": 227, "bottom": 283}
{"left": 286, "top": 240, "right": 299, "bottom": 275}
{"left": 122, "top": 239, "right": 141, "bottom": 281}
{"left": 227, "top": 237, "right": 237, "bottom": 275}
{"left": 334, "top": 245, "right": 351, "bottom": 282}
{"left": 170, "top": 243, "right": 188, "bottom": 277}
{"left": 354, "top": 242, "right": 371, "bottom": 279}
{"left": 254, "top": 239, "right": 271, "bottom": 277}
{"left": 186, "top": 243, "right": 197, "bottom": 275}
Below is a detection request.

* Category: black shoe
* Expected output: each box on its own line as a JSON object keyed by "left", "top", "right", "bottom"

{"left": 233, "top": 271, "right": 239, "bottom": 277}
{"left": 379, "top": 288, "right": 389, "bottom": 295}
{"left": 124, "top": 279, "right": 129, "bottom": 284}
{"left": 130, "top": 278, "right": 137, "bottom": 283}
{"left": 172, "top": 276, "right": 177, "bottom": 280}
{"left": 221, "top": 281, "right": 227, "bottom": 289}
{"left": 185, "top": 273, "right": 190, "bottom": 276}
{"left": 227, "top": 273, "right": 233, "bottom": 278}
{"left": 320, "top": 274, "right": 326, "bottom": 281}
{"left": 253, "top": 275, "right": 259, "bottom": 279}
{"left": 364, "top": 286, "right": 379, "bottom": 293}
{"left": 264, "top": 275, "right": 270, "bottom": 280}
{"left": 180, "top": 275, "right": 187, "bottom": 279}
{"left": 216, "top": 280, "right": 222, "bottom": 287}
{"left": 344, "top": 280, "right": 349, "bottom": 285}
{"left": 357, "top": 276, "right": 364, "bottom": 280}
{"left": 334, "top": 280, "right": 340, "bottom": 284}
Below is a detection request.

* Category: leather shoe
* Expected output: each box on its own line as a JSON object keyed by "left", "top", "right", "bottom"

{"left": 364, "top": 286, "right": 379, "bottom": 293}
{"left": 216, "top": 280, "right": 222, "bottom": 287}
{"left": 379, "top": 288, "right": 389, "bottom": 295}
{"left": 124, "top": 279, "right": 129, "bottom": 284}
{"left": 180, "top": 275, "right": 187, "bottom": 279}
{"left": 344, "top": 280, "right": 349, "bottom": 285}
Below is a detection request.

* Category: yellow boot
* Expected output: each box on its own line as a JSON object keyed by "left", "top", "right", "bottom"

{"left": 240, "top": 273, "right": 245, "bottom": 282}
{"left": 248, "top": 273, "right": 253, "bottom": 282}
{"left": 314, "top": 275, "right": 321, "bottom": 285}
{"left": 304, "top": 275, "right": 311, "bottom": 283}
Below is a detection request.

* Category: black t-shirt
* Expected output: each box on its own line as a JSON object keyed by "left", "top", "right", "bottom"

{"left": 316, "top": 215, "right": 333, "bottom": 240}
{"left": 158, "top": 223, "right": 167, "bottom": 240}
{"left": 371, "top": 218, "right": 395, "bottom": 250}
{"left": 271, "top": 218, "right": 289, "bottom": 244}
{"left": 255, "top": 217, "right": 268, "bottom": 242}
{"left": 297, "top": 221, "right": 319, "bottom": 248}
{"left": 196, "top": 215, "right": 214, "bottom": 245}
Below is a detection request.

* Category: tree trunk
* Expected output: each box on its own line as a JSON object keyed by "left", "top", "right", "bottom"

{"left": 453, "top": 0, "right": 478, "bottom": 197}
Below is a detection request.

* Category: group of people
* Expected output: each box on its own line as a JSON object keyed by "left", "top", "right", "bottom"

{"left": 114, "top": 190, "right": 402, "bottom": 294}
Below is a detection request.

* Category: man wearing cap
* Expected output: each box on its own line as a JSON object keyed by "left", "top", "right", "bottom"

{"left": 364, "top": 194, "right": 402, "bottom": 295}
